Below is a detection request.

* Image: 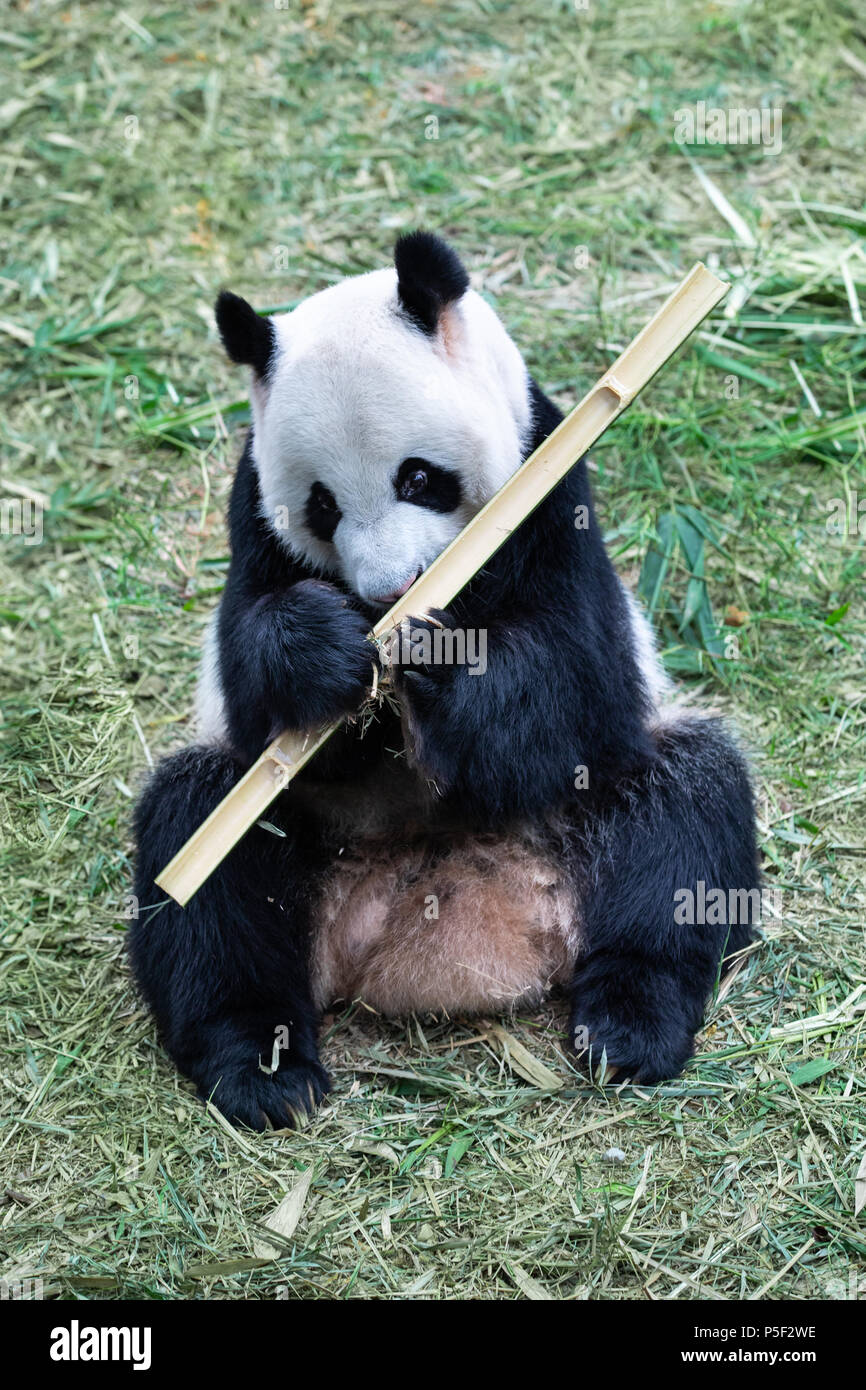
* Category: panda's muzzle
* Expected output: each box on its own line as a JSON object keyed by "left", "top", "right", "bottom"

{"left": 369, "top": 568, "right": 421, "bottom": 606}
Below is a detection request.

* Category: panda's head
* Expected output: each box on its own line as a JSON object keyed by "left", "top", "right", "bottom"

{"left": 215, "top": 233, "right": 532, "bottom": 608}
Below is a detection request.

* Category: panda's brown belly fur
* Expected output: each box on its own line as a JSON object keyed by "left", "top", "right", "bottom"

{"left": 310, "top": 827, "right": 581, "bottom": 1017}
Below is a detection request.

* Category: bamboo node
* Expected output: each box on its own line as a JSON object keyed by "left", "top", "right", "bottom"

{"left": 265, "top": 748, "right": 297, "bottom": 791}
{"left": 599, "top": 372, "right": 634, "bottom": 405}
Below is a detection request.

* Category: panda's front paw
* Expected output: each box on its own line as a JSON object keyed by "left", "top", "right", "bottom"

{"left": 570, "top": 955, "right": 699, "bottom": 1084}
{"left": 201, "top": 1056, "right": 330, "bottom": 1131}
{"left": 388, "top": 610, "right": 460, "bottom": 701}
{"left": 277, "top": 578, "right": 378, "bottom": 727}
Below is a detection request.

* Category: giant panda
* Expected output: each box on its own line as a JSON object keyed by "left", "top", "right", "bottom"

{"left": 131, "top": 232, "right": 760, "bottom": 1130}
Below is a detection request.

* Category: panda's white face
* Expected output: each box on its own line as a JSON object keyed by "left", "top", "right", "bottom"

{"left": 249, "top": 268, "right": 532, "bottom": 607}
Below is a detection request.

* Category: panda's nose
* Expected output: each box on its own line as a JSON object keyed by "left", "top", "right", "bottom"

{"left": 370, "top": 569, "right": 420, "bottom": 606}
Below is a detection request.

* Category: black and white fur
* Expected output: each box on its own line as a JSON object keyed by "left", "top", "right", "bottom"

{"left": 131, "top": 233, "right": 759, "bottom": 1129}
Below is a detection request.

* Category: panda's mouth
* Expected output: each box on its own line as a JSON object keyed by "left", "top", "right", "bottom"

{"left": 367, "top": 567, "right": 422, "bottom": 608}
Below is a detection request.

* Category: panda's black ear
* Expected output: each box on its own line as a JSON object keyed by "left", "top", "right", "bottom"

{"left": 215, "top": 291, "right": 275, "bottom": 377}
{"left": 394, "top": 232, "right": 469, "bottom": 334}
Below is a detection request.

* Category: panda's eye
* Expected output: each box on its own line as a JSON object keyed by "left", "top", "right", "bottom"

{"left": 313, "top": 483, "right": 337, "bottom": 511}
{"left": 305, "top": 481, "right": 341, "bottom": 543}
{"left": 394, "top": 457, "right": 463, "bottom": 513}
{"left": 400, "top": 467, "right": 428, "bottom": 500}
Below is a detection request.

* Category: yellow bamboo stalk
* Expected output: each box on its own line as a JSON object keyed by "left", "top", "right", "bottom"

{"left": 156, "top": 262, "right": 728, "bottom": 905}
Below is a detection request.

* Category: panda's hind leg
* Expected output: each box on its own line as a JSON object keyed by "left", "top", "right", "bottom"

{"left": 130, "top": 744, "right": 328, "bottom": 1130}
{"left": 570, "top": 715, "right": 759, "bottom": 1083}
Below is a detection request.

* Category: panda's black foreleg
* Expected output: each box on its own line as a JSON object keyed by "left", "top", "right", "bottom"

{"left": 130, "top": 744, "right": 328, "bottom": 1130}
{"left": 570, "top": 717, "right": 760, "bottom": 1083}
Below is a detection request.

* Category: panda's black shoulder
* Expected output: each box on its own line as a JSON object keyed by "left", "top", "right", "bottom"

{"left": 226, "top": 434, "right": 309, "bottom": 592}
{"left": 521, "top": 373, "right": 599, "bottom": 543}
{"left": 523, "top": 375, "right": 590, "bottom": 518}
{"left": 526, "top": 375, "right": 565, "bottom": 452}
{"left": 227, "top": 433, "right": 262, "bottom": 540}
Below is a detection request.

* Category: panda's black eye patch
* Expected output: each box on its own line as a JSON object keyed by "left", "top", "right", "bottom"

{"left": 395, "top": 458, "right": 462, "bottom": 513}
{"left": 305, "top": 481, "right": 341, "bottom": 543}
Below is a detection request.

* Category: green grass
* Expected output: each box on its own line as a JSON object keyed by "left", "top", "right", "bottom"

{"left": 1, "top": 0, "right": 864, "bottom": 1301}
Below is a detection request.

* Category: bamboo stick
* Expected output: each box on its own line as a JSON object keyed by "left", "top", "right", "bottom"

{"left": 156, "top": 262, "right": 728, "bottom": 905}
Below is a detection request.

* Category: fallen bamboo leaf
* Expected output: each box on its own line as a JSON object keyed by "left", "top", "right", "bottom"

{"left": 767, "top": 984, "right": 866, "bottom": 1040}
{"left": 253, "top": 1166, "right": 315, "bottom": 1259}
{"left": 855, "top": 1154, "right": 866, "bottom": 1217}
{"left": 187, "top": 1257, "right": 272, "bottom": 1279}
{"left": 345, "top": 1138, "right": 400, "bottom": 1167}
{"left": 445, "top": 1132, "right": 475, "bottom": 1176}
{"left": 509, "top": 1262, "right": 555, "bottom": 1300}
{"left": 747, "top": 1237, "right": 815, "bottom": 1301}
{"left": 488, "top": 1023, "right": 563, "bottom": 1091}
{"left": 789, "top": 1058, "right": 837, "bottom": 1086}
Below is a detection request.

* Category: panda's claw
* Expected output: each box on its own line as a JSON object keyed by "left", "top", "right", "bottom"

{"left": 390, "top": 610, "right": 458, "bottom": 692}
{"left": 570, "top": 963, "right": 699, "bottom": 1086}
{"left": 203, "top": 1057, "right": 330, "bottom": 1133}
